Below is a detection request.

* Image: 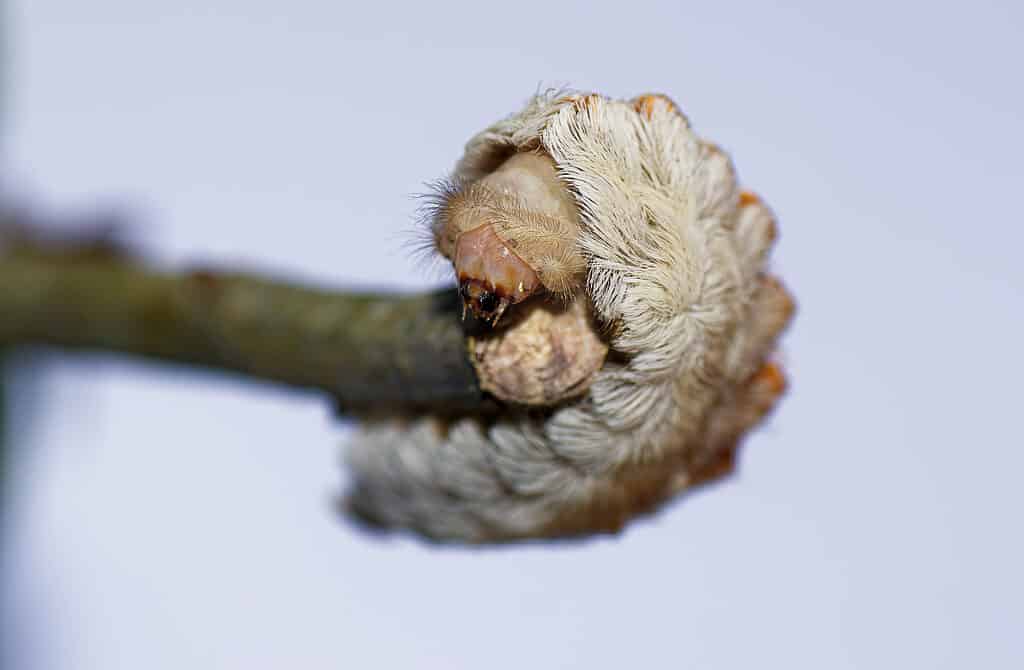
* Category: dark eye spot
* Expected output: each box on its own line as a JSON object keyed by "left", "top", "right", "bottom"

{"left": 477, "top": 291, "right": 498, "bottom": 312}
{"left": 459, "top": 282, "right": 471, "bottom": 300}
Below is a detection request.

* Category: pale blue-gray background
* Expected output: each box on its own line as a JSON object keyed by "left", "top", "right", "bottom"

{"left": 3, "top": 1, "right": 1022, "bottom": 668}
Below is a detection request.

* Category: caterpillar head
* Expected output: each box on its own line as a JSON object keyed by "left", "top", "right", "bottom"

{"left": 430, "top": 152, "right": 585, "bottom": 325}
{"left": 454, "top": 221, "right": 541, "bottom": 324}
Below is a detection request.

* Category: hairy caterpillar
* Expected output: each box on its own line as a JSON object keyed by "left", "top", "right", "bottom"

{"left": 344, "top": 90, "right": 794, "bottom": 542}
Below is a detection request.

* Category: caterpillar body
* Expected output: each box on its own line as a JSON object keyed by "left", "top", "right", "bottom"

{"left": 344, "top": 91, "right": 794, "bottom": 542}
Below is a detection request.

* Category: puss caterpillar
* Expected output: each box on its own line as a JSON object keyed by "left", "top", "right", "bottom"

{"left": 344, "top": 90, "right": 794, "bottom": 542}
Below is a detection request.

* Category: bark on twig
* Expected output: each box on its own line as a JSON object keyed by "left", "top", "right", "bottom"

{"left": 0, "top": 224, "right": 487, "bottom": 415}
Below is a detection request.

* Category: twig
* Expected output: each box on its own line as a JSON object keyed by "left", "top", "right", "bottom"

{"left": 0, "top": 222, "right": 487, "bottom": 415}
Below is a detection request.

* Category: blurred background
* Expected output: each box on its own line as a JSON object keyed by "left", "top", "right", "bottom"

{"left": 2, "top": 1, "right": 1022, "bottom": 668}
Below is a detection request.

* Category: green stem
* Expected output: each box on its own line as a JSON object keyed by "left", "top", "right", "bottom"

{"left": 0, "top": 236, "right": 488, "bottom": 415}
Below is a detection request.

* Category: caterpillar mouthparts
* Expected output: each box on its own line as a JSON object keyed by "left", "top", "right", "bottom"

{"left": 458, "top": 278, "right": 508, "bottom": 325}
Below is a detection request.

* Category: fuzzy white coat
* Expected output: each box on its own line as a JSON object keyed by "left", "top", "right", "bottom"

{"left": 346, "top": 91, "right": 792, "bottom": 542}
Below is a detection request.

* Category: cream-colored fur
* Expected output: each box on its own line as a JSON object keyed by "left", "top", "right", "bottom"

{"left": 345, "top": 91, "right": 791, "bottom": 542}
